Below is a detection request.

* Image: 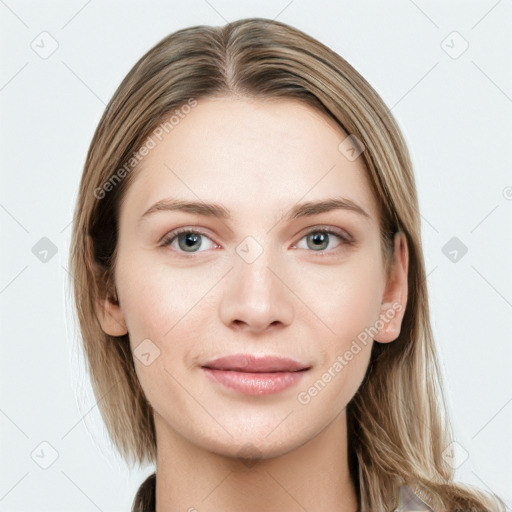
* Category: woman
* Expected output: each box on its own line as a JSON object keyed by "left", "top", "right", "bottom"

{"left": 69, "top": 17, "right": 506, "bottom": 512}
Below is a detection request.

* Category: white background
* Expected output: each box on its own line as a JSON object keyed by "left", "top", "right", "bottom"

{"left": 1, "top": 1, "right": 511, "bottom": 510}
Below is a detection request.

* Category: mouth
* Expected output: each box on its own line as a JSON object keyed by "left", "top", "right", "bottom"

{"left": 201, "top": 354, "right": 311, "bottom": 395}
{"left": 201, "top": 354, "right": 311, "bottom": 373}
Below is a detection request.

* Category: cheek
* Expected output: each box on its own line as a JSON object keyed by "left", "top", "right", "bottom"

{"left": 293, "top": 257, "right": 380, "bottom": 413}
{"left": 116, "top": 253, "right": 221, "bottom": 359}
{"left": 115, "top": 256, "right": 213, "bottom": 410}
{"left": 294, "top": 250, "right": 384, "bottom": 351}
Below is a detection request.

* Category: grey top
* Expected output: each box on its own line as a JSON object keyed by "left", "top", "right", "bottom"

{"left": 393, "top": 484, "right": 435, "bottom": 511}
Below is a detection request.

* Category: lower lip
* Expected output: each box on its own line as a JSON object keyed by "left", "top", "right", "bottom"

{"left": 201, "top": 368, "right": 307, "bottom": 395}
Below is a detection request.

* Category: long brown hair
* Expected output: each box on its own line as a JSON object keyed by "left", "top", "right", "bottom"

{"left": 69, "top": 17, "right": 506, "bottom": 511}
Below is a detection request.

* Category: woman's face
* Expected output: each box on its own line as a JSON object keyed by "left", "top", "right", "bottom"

{"left": 99, "top": 96, "right": 407, "bottom": 460}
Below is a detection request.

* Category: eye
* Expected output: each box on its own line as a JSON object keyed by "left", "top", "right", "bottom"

{"left": 160, "top": 228, "right": 218, "bottom": 254}
{"left": 160, "top": 226, "right": 352, "bottom": 256}
{"left": 293, "top": 227, "right": 352, "bottom": 255}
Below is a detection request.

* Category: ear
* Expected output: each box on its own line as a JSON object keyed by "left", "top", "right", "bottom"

{"left": 96, "top": 286, "right": 128, "bottom": 337}
{"left": 374, "top": 231, "right": 409, "bottom": 344}
{"left": 85, "top": 234, "right": 128, "bottom": 337}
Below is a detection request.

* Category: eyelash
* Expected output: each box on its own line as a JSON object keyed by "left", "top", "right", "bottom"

{"left": 160, "top": 226, "right": 353, "bottom": 257}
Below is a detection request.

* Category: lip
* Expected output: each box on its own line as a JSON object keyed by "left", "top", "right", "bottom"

{"left": 201, "top": 354, "right": 311, "bottom": 396}
{"left": 202, "top": 354, "right": 310, "bottom": 372}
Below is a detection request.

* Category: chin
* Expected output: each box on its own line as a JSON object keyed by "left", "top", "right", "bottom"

{"left": 195, "top": 425, "right": 308, "bottom": 465}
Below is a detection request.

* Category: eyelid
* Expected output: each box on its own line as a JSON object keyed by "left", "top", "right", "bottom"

{"left": 160, "top": 224, "right": 354, "bottom": 254}
{"left": 159, "top": 226, "right": 217, "bottom": 248}
{"left": 295, "top": 224, "right": 353, "bottom": 243}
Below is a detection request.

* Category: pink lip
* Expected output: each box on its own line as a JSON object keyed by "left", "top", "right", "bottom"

{"left": 202, "top": 354, "right": 309, "bottom": 372}
{"left": 201, "top": 354, "right": 310, "bottom": 396}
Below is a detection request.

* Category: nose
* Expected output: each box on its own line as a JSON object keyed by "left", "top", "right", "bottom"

{"left": 218, "top": 247, "right": 294, "bottom": 334}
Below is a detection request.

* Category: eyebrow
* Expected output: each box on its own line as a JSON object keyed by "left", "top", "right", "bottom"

{"left": 138, "top": 196, "right": 371, "bottom": 224}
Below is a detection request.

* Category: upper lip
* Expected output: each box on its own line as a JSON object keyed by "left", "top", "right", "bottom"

{"left": 201, "top": 354, "right": 310, "bottom": 373}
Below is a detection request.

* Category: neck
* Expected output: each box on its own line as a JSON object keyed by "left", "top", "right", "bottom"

{"left": 154, "top": 410, "right": 358, "bottom": 512}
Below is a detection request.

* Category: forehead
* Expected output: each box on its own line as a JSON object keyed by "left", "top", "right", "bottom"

{"left": 120, "top": 96, "right": 379, "bottom": 226}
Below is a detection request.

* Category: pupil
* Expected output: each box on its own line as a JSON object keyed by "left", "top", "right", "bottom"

{"left": 180, "top": 233, "right": 200, "bottom": 251}
{"left": 177, "top": 232, "right": 330, "bottom": 252}
{"left": 309, "top": 232, "right": 328, "bottom": 250}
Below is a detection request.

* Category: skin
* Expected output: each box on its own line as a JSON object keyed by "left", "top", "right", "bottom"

{"left": 98, "top": 96, "right": 408, "bottom": 512}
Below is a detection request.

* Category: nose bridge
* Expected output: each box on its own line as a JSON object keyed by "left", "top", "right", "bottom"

{"left": 219, "top": 234, "right": 294, "bottom": 331}
{"left": 238, "top": 236, "right": 275, "bottom": 290}
{"left": 234, "top": 233, "right": 280, "bottom": 303}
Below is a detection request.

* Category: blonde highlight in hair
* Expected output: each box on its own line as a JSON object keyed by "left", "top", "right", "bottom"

{"left": 69, "top": 18, "right": 505, "bottom": 511}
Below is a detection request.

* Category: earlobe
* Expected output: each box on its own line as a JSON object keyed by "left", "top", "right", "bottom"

{"left": 96, "top": 292, "right": 128, "bottom": 337}
{"left": 374, "top": 231, "right": 409, "bottom": 344}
